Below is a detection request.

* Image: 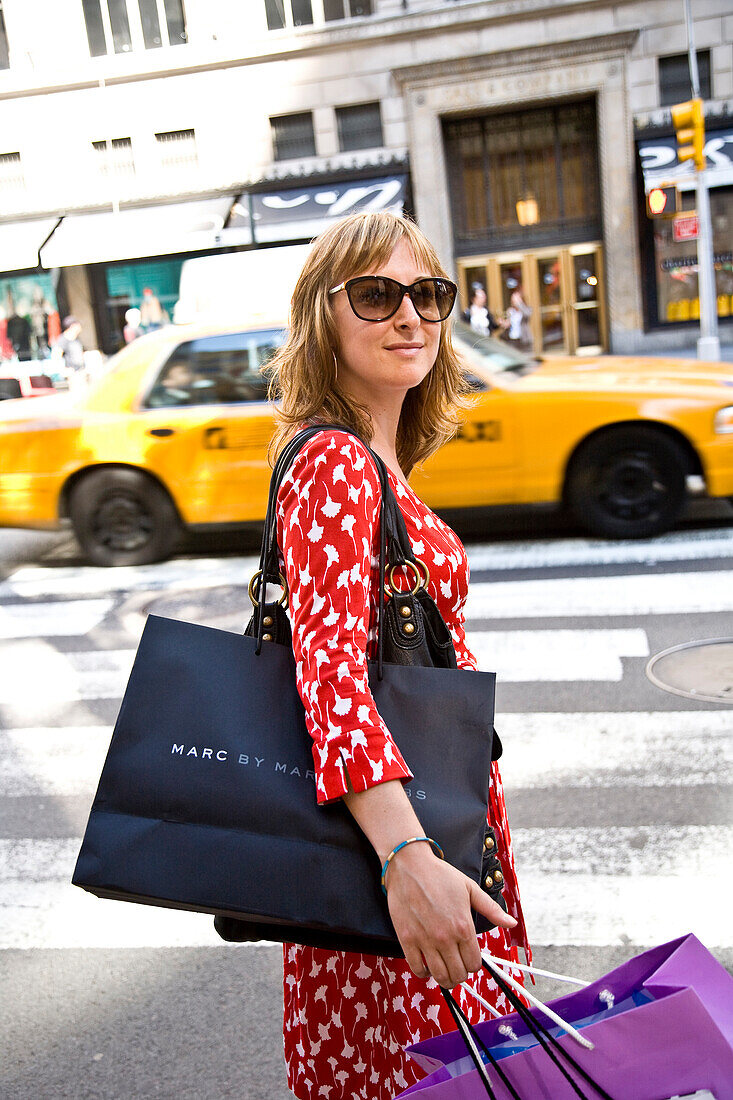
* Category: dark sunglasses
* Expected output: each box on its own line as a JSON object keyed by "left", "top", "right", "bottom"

{"left": 329, "top": 275, "right": 457, "bottom": 323}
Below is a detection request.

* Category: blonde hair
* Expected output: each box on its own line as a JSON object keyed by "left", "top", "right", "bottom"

{"left": 267, "top": 212, "right": 468, "bottom": 475}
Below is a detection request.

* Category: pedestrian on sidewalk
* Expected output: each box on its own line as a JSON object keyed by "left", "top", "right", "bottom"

{"left": 267, "top": 211, "right": 530, "bottom": 1099}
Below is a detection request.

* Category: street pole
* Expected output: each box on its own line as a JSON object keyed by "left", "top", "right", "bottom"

{"left": 683, "top": 0, "right": 720, "bottom": 360}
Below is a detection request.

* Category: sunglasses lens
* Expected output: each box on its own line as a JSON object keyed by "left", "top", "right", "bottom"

{"left": 412, "top": 279, "right": 455, "bottom": 321}
{"left": 346, "top": 277, "right": 456, "bottom": 321}
{"left": 348, "top": 278, "right": 398, "bottom": 320}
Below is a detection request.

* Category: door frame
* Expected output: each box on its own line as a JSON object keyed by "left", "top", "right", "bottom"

{"left": 457, "top": 241, "right": 607, "bottom": 356}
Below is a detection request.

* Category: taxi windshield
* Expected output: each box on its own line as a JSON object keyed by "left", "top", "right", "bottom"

{"left": 452, "top": 320, "right": 538, "bottom": 376}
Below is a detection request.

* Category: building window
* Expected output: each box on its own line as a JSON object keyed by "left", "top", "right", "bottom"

{"left": 155, "top": 128, "right": 197, "bottom": 170}
{"left": 659, "top": 51, "right": 711, "bottom": 106}
{"left": 264, "top": 0, "right": 313, "bottom": 30}
{"left": 443, "top": 99, "right": 602, "bottom": 253}
{"left": 324, "top": 0, "right": 372, "bottom": 20}
{"left": 0, "top": 152, "right": 24, "bottom": 192}
{"left": 92, "top": 137, "right": 135, "bottom": 177}
{"left": 646, "top": 186, "right": 732, "bottom": 325}
{"left": 82, "top": 0, "right": 187, "bottom": 56}
{"left": 0, "top": 2, "right": 10, "bottom": 69}
{"left": 270, "top": 113, "right": 316, "bottom": 160}
{"left": 336, "top": 103, "right": 383, "bottom": 152}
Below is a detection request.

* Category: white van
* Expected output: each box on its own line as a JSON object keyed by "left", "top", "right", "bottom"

{"left": 173, "top": 244, "right": 311, "bottom": 327}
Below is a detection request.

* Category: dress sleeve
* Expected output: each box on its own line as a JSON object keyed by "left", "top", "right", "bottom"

{"left": 276, "top": 430, "right": 414, "bottom": 804}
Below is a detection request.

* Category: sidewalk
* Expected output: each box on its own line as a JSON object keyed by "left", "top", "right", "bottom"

{"left": 627, "top": 344, "right": 733, "bottom": 363}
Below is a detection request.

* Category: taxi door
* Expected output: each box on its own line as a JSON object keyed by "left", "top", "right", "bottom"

{"left": 138, "top": 330, "right": 282, "bottom": 525}
{"left": 411, "top": 378, "right": 520, "bottom": 510}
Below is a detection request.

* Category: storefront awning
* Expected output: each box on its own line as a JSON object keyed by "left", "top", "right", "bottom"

{"left": 39, "top": 197, "right": 240, "bottom": 269}
{"left": 226, "top": 174, "right": 409, "bottom": 245}
{"left": 0, "top": 217, "right": 61, "bottom": 273}
{"left": 638, "top": 127, "right": 733, "bottom": 191}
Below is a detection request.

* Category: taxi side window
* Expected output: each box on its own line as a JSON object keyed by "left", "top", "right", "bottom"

{"left": 144, "top": 329, "right": 285, "bottom": 408}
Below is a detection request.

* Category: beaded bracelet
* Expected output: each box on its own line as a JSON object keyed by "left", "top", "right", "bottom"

{"left": 380, "top": 835, "right": 445, "bottom": 896}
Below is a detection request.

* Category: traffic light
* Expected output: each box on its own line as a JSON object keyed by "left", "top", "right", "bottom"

{"left": 671, "top": 97, "right": 706, "bottom": 172}
{"left": 646, "top": 185, "right": 678, "bottom": 218}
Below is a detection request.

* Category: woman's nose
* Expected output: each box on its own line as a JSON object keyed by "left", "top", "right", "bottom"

{"left": 394, "top": 291, "right": 420, "bottom": 327}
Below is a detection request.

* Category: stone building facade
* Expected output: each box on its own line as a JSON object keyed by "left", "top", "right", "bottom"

{"left": 0, "top": 0, "right": 731, "bottom": 356}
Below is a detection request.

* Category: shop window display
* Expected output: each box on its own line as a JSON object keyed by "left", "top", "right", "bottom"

{"left": 0, "top": 274, "right": 60, "bottom": 362}
{"left": 653, "top": 188, "right": 733, "bottom": 324}
{"left": 104, "top": 258, "right": 183, "bottom": 349}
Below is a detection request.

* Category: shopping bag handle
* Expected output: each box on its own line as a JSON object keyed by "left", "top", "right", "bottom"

{"left": 477, "top": 959, "right": 615, "bottom": 1100}
{"left": 440, "top": 988, "right": 519, "bottom": 1100}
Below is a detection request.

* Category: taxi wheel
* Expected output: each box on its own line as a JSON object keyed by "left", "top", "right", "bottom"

{"left": 69, "top": 468, "right": 182, "bottom": 566}
{"left": 566, "top": 427, "right": 688, "bottom": 539}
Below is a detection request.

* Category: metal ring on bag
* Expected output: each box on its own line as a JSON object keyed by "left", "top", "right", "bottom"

{"left": 385, "top": 558, "right": 430, "bottom": 596}
{"left": 248, "top": 569, "right": 288, "bottom": 608}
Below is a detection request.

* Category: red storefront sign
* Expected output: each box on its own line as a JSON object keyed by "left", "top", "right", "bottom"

{"left": 673, "top": 213, "right": 700, "bottom": 242}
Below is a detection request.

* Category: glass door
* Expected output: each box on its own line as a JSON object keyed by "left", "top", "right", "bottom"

{"left": 457, "top": 243, "right": 606, "bottom": 357}
{"left": 569, "top": 247, "right": 604, "bottom": 355}
{"left": 537, "top": 253, "right": 568, "bottom": 354}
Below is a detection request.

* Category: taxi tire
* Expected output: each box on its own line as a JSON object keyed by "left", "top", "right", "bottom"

{"left": 69, "top": 467, "right": 182, "bottom": 566}
{"left": 566, "top": 426, "right": 688, "bottom": 539}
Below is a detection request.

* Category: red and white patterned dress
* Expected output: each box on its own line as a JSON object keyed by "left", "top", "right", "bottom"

{"left": 276, "top": 429, "right": 530, "bottom": 1100}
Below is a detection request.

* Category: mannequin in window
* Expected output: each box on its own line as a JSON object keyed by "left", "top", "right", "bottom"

{"left": 139, "top": 287, "right": 166, "bottom": 332}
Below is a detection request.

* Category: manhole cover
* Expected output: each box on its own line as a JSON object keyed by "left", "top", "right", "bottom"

{"left": 646, "top": 639, "right": 733, "bottom": 704}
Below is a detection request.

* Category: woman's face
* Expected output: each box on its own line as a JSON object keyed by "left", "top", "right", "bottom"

{"left": 330, "top": 238, "right": 442, "bottom": 409}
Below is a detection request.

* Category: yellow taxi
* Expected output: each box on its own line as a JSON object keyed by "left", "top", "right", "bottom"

{"left": 1, "top": 318, "right": 732, "bottom": 565}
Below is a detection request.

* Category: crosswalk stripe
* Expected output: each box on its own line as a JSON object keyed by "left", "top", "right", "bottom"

{"left": 0, "top": 644, "right": 133, "bottom": 703}
{"left": 0, "top": 727, "right": 111, "bottom": 796}
{"left": 0, "top": 629, "right": 652, "bottom": 707}
{"left": 1, "top": 827, "right": 728, "bottom": 953}
{"left": 470, "top": 629, "right": 649, "bottom": 681}
{"left": 0, "top": 599, "right": 114, "bottom": 638}
{"left": 1, "top": 525, "right": 732, "bottom": 602}
{"left": 466, "top": 526, "right": 733, "bottom": 572}
{"left": 1, "top": 713, "right": 728, "bottom": 801}
{"left": 0, "top": 557, "right": 259, "bottom": 601}
{"left": 496, "top": 712, "right": 733, "bottom": 789}
{"left": 5, "top": 826, "right": 727, "bottom": 885}
{"left": 466, "top": 569, "right": 733, "bottom": 618}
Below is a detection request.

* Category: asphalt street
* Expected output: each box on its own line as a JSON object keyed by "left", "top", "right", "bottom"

{"left": 1, "top": 513, "right": 732, "bottom": 1099}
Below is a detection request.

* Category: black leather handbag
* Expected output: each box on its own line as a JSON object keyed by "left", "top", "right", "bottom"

{"left": 73, "top": 426, "right": 503, "bottom": 956}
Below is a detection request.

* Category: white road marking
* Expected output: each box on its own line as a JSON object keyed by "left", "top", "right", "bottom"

{"left": 0, "top": 556, "right": 259, "bottom": 600}
{"left": 3, "top": 712, "right": 729, "bottom": 799}
{"left": 0, "top": 599, "right": 114, "bottom": 638}
{"left": 466, "top": 569, "right": 733, "bottom": 619}
{"left": 0, "top": 628, "right": 650, "bottom": 705}
{"left": 1, "top": 525, "right": 732, "bottom": 601}
{"left": 497, "top": 712, "right": 733, "bottom": 789}
{"left": 0, "top": 727, "right": 112, "bottom": 796}
{"left": 470, "top": 629, "right": 649, "bottom": 681}
{"left": 0, "top": 644, "right": 134, "bottom": 703}
{"left": 1, "top": 828, "right": 729, "bottom": 949}
{"left": 510, "top": 825, "right": 733, "bottom": 878}
{"left": 518, "top": 873, "right": 729, "bottom": 948}
{"left": 466, "top": 526, "right": 733, "bottom": 572}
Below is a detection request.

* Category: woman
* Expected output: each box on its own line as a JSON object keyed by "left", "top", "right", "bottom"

{"left": 269, "top": 212, "right": 530, "bottom": 1099}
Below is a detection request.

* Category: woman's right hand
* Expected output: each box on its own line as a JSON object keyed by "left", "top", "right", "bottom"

{"left": 384, "top": 841, "right": 517, "bottom": 988}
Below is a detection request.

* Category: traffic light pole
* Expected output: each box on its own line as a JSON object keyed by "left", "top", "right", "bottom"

{"left": 683, "top": 0, "right": 720, "bottom": 360}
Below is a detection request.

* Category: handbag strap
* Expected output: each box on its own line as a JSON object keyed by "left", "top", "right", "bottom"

{"left": 254, "top": 424, "right": 418, "bottom": 678}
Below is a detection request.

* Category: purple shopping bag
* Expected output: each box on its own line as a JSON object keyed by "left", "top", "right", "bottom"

{"left": 398, "top": 935, "right": 733, "bottom": 1100}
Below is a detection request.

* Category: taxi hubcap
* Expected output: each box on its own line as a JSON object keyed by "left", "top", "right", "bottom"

{"left": 93, "top": 493, "right": 153, "bottom": 551}
{"left": 599, "top": 451, "right": 666, "bottom": 519}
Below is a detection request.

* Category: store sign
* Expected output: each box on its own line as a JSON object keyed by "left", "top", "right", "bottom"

{"left": 226, "top": 175, "right": 408, "bottom": 244}
{"left": 673, "top": 214, "right": 699, "bottom": 242}
{"left": 638, "top": 128, "right": 733, "bottom": 190}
